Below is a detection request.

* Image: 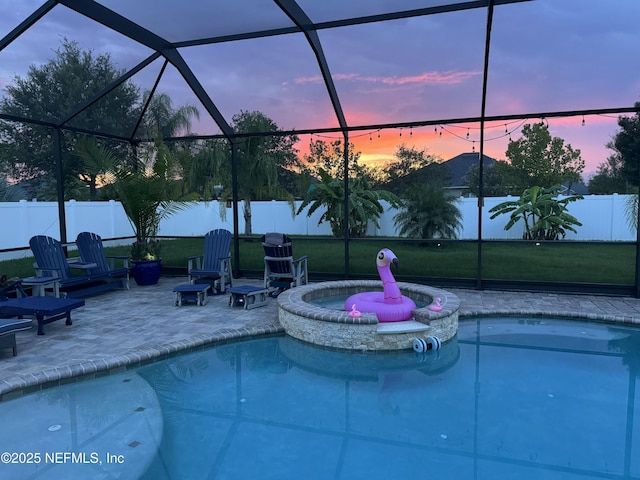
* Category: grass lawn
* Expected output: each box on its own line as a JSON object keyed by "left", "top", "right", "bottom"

{"left": 0, "top": 237, "right": 635, "bottom": 286}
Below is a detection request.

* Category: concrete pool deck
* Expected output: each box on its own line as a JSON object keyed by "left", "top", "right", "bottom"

{"left": 2, "top": 275, "right": 640, "bottom": 400}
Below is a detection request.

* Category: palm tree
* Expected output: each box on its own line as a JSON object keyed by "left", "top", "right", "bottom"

{"left": 298, "top": 168, "right": 401, "bottom": 238}
{"left": 140, "top": 91, "right": 199, "bottom": 139}
{"left": 394, "top": 184, "right": 462, "bottom": 239}
{"left": 489, "top": 185, "right": 583, "bottom": 240}
{"left": 212, "top": 111, "right": 300, "bottom": 235}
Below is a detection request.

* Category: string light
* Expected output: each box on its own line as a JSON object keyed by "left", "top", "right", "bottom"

{"left": 582, "top": 116, "right": 585, "bottom": 126}
{"left": 409, "top": 127, "right": 413, "bottom": 137}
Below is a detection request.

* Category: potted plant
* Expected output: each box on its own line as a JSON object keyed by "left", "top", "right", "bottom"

{"left": 77, "top": 137, "right": 197, "bottom": 285}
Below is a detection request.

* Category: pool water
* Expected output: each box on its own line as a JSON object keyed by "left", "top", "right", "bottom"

{"left": 1, "top": 316, "right": 639, "bottom": 479}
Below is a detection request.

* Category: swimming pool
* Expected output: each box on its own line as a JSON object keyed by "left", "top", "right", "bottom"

{"left": 0, "top": 316, "right": 638, "bottom": 479}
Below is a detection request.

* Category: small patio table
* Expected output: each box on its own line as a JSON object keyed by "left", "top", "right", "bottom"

{"left": 173, "top": 283, "right": 211, "bottom": 306}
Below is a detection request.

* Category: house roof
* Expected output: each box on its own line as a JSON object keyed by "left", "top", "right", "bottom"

{"left": 440, "top": 152, "right": 496, "bottom": 188}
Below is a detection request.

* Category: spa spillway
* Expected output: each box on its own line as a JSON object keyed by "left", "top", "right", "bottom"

{"left": 276, "top": 280, "right": 459, "bottom": 351}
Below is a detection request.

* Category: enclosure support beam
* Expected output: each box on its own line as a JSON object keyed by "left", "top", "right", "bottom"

{"left": 476, "top": 0, "right": 495, "bottom": 290}
{"left": 343, "top": 132, "right": 350, "bottom": 278}
{"left": 231, "top": 141, "right": 240, "bottom": 277}
{"left": 54, "top": 128, "right": 68, "bottom": 245}
{"left": 635, "top": 175, "right": 640, "bottom": 297}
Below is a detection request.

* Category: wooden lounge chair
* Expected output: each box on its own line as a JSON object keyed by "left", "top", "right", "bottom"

{"left": 76, "top": 232, "right": 130, "bottom": 290}
{"left": 187, "top": 229, "right": 233, "bottom": 294}
{"left": 29, "top": 235, "right": 124, "bottom": 298}
{"left": 262, "top": 232, "right": 308, "bottom": 296}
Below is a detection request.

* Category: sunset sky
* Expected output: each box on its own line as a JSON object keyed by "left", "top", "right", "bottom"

{"left": 0, "top": 0, "right": 639, "bottom": 178}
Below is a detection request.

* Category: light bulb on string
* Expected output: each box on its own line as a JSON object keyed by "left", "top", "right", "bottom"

{"left": 399, "top": 128, "right": 402, "bottom": 138}
{"left": 582, "top": 116, "right": 585, "bottom": 126}
{"left": 505, "top": 124, "right": 508, "bottom": 133}
{"left": 466, "top": 128, "right": 470, "bottom": 139}
{"left": 409, "top": 127, "right": 413, "bottom": 137}
{"left": 472, "top": 141, "right": 476, "bottom": 152}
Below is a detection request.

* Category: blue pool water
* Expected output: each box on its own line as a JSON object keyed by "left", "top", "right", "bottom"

{"left": 1, "top": 316, "right": 639, "bottom": 479}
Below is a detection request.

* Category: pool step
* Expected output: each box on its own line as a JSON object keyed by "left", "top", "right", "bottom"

{"left": 376, "top": 320, "right": 430, "bottom": 335}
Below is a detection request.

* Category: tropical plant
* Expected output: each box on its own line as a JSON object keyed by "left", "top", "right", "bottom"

{"left": 489, "top": 185, "right": 583, "bottom": 240}
{"left": 76, "top": 137, "right": 198, "bottom": 260}
{"left": 297, "top": 168, "right": 401, "bottom": 238}
{"left": 394, "top": 185, "right": 462, "bottom": 239}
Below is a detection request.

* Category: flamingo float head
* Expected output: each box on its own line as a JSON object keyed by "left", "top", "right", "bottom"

{"left": 376, "top": 248, "right": 399, "bottom": 269}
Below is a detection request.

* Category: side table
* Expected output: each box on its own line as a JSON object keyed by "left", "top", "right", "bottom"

{"left": 173, "top": 283, "right": 212, "bottom": 306}
{"left": 21, "top": 276, "right": 60, "bottom": 297}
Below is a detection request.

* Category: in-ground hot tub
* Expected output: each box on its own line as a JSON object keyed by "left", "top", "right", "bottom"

{"left": 276, "top": 280, "right": 459, "bottom": 351}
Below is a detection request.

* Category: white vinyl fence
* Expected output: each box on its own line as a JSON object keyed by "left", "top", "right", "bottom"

{"left": 0, "top": 194, "right": 636, "bottom": 261}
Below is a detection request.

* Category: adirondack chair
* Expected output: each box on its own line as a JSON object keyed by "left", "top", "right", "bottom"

{"left": 262, "top": 232, "right": 308, "bottom": 296}
{"left": 187, "top": 229, "right": 233, "bottom": 294}
{"left": 76, "top": 232, "right": 130, "bottom": 290}
{"left": 29, "top": 235, "right": 122, "bottom": 298}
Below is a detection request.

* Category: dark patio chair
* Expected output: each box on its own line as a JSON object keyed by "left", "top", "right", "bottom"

{"left": 262, "top": 232, "right": 308, "bottom": 297}
{"left": 187, "top": 229, "right": 233, "bottom": 294}
{"left": 76, "top": 232, "right": 129, "bottom": 289}
{"left": 29, "top": 235, "right": 122, "bottom": 298}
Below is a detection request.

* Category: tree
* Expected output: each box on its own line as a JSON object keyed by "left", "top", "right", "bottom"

{"left": 214, "top": 111, "right": 300, "bottom": 235}
{"left": 588, "top": 152, "right": 631, "bottom": 194}
{"left": 382, "top": 145, "right": 438, "bottom": 182}
{"left": 0, "top": 39, "right": 140, "bottom": 200}
{"left": 302, "top": 138, "right": 375, "bottom": 181}
{"left": 613, "top": 104, "right": 640, "bottom": 187}
{"left": 297, "top": 168, "right": 401, "bottom": 238}
{"left": 0, "top": 177, "right": 26, "bottom": 201}
{"left": 139, "top": 91, "right": 199, "bottom": 140}
{"left": 506, "top": 123, "right": 585, "bottom": 191}
{"left": 489, "top": 185, "right": 583, "bottom": 240}
{"left": 393, "top": 185, "right": 462, "bottom": 239}
{"left": 464, "top": 160, "right": 521, "bottom": 197}
{"left": 381, "top": 145, "right": 445, "bottom": 193}
{"left": 610, "top": 104, "right": 640, "bottom": 230}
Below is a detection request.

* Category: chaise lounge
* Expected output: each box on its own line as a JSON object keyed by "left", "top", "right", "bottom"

{"left": 0, "top": 280, "right": 84, "bottom": 342}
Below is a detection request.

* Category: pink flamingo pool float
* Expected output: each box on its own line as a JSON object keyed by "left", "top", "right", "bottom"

{"left": 344, "top": 248, "right": 417, "bottom": 322}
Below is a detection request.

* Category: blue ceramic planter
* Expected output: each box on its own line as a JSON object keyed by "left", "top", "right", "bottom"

{"left": 131, "top": 259, "right": 162, "bottom": 286}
